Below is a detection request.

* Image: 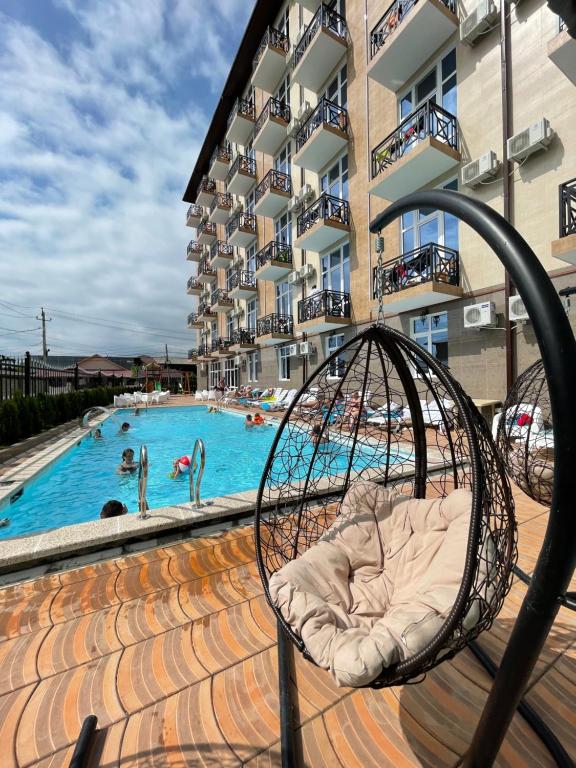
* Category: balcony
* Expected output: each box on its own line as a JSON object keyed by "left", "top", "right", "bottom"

{"left": 229, "top": 270, "right": 258, "bottom": 300}
{"left": 186, "top": 204, "right": 204, "bottom": 228}
{"left": 255, "top": 241, "right": 293, "bottom": 281}
{"left": 252, "top": 27, "right": 290, "bottom": 93}
{"left": 197, "top": 258, "right": 217, "bottom": 284}
{"left": 188, "top": 348, "right": 198, "bottom": 360}
{"left": 211, "top": 337, "right": 233, "bottom": 357}
{"left": 197, "top": 302, "right": 217, "bottom": 323}
{"left": 209, "top": 193, "right": 233, "bottom": 225}
{"left": 210, "top": 288, "right": 234, "bottom": 313}
{"left": 374, "top": 243, "right": 462, "bottom": 313}
{"left": 227, "top": 212, "right": 257, "bottom": 248}
{"left": 551, "top": 178, "right": 576, "bottom": 265}
{"left": 229, "top": 328, "right": 258, "bottom": 351}
{"left": 186, "top": 277, "right": 203, "bottom": 296}
{"left": 548, "top": 22, "right": 576, "bottom": 86}
{"left": 197, "top": 220, "right": 217, "bottom": 245}
{"left": 297, "top": 289, "right": 352, "bottom": 332}
{"left": 292, "top": 4, "right": 347, "bottom": 92}
{"left": 226, "top": 154, "right": 257, "bottom": 197}
{"left": 186, "top": 240, "right": 205, "bottom": 263}
{"left": 253, "top": 97, "right": 291, "bottom": 156}
{"left": 196, "top": 343, "right": 213, "bottom": 361}
{"left": 187, "top": 313, "right": 204, "bottom": 330}
{"left": 293, "top": 98, "right": 349, "bottom": 173}
{"left": 369, "top": 0, "right": 458, "bottom": 91}
{"left": 195, "top": 176, "right": 216, "bottom": 207}
{"left": 369, "top": 100, "right": 460, "bottom": 202}
{"left": 225, "top": 98, "right": 256, "bottom": 146}
{"left": 295, "top": 193, "right": 350, "bottom": 252}
{"left": 256, "top": 313, "right": 294, "bottom": 346}
{"left": 254, "top": 169, "right": 292, "bottom": 218}
{"left": 210, "top": 240, "right": 235, "bottom": 269}
{"left": 209, "top": 144, "right": 232, "bottom": 182}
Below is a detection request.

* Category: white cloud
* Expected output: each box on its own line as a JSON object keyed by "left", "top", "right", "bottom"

{"left": 0, "top": 0, "right": 255, "bottom": 358}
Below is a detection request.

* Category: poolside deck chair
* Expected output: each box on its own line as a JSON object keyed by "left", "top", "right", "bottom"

{"left": 491, "top": 404, "right": 544, "bottom": 443}
{"left": 262, "top": 389, "right": 297, "bottom": 411}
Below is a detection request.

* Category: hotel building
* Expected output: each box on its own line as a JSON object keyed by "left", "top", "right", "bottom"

{"left": 183, "top": 0, "right": 576, "bottom": 401}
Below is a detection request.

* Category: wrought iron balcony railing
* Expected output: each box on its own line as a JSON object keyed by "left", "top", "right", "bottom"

{"left": 297, "top": 193, "right": 350, "bottom": 237}
{"left": 211, "top": 337, "right": 232, "bottom": 353}
{"left": 254, "top": 26, "right": 290, "bottom": 69}
{"left": 210, "top": 240, "right": 234, "bottom": 260}
{"left": 197, "top": 301, "right": 216, "bottom": 317}
{"left": 210, "top": 288, "right": 233, "bottom": 306}
{"left": 226, "top": 154, "right": 257, "bottom": 186}
{"left": 210, "top": 192, "right": 233, "bottom": 214}
{"left": 372, "top": 243, "right": 460, "bottom": 296}
{"left": 255, "top": 169, "right": 292, "bottom": 204}
{"left": 370, "top": 0, "right": 456, "bottom": 58}
{"left": 188, "top": 348, "right": 198, "bottom": 359}
{"left": 187, "top": 204, "right": 203, "bottom": 221}
{"left": 296, "top": 98, "right": 349, "bottom": 153}
{"left": 187, "top": 277, "right": 202, "bottom": 291}
{"left": 231, "top": 328, "right": 257, "bottom": 345}
{"left": 371, "top": 100, "right": 458, "bottom": 178}
{"left": 254, "top": 97, "right": 291, "bottom": 137}
{"left": 227, "top": 98, "right": 256, "bottom": 128}
{"left": 197, "top": 176, "right": 216, "bottom": 198}
{"left": 226, "top": 212, "right": 257, "bottom": 240}
{"left": 293, "top": 4, "right": 347, "bottom": 69}
{"left": 196, "top": 343, "right": 211, "bottom": 357}
{"left": 210, "top": 143, "right": 231, "bottom": 166}
{"left": 255, "top": 241, "right": 293, "bottom": 269}
{"left": 198, "top": 258, "right": 217, "bottom": 278}
{"left": 230, "top": 270, "right": 257, "bottom": 290}
{"left": 560, "top": 178, "right": 576, "bottom": 238}
{"left": 297, "top": 290, "right": 351, "bottom": 323}
{"left": 256, "top": 313, "right": 294, "bottom": 337}
{"left": 197, "top": 220, "right": 216, "bottom": 238}
{"left": 187, "top": 312, "right": 201, "bottom": 325}
{"left": 187, "top": 240, "right": 203, "bottom": 257}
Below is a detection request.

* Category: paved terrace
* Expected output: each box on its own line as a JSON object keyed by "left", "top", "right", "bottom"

{"left": 0, "top": 487, "right": 574, "bottom": 765}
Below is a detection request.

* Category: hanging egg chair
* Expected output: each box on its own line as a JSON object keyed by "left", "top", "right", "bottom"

{"left": 496, "top": 359, "right": 554, "bottom": 507}
{"left": 255, "top": 324, "right": 517, "bottom": 688}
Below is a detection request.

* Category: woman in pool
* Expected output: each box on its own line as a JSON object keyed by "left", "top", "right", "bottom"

{"left": 118, "top": 448, "right": 138, "bottom": 474}
{"left": 92, "top": 428, "right": 103, "bottom": 440}
{"left": 311, "top": 422, "right": 329, "bottom": 447}
{"left": 118, "top": 422, "right": 131, "bottom": 434}
{"left": 253, "top": 413, "right": 265, "bottom": 426}
{"left": 245, "top": 414, "right": 255, "bottom": 428}
{"left": 170, "top": 455, "right": 191, "bottom": 478}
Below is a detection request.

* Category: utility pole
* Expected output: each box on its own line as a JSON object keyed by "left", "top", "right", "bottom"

{"left": 36, "top": 307, "right": 52, "bottom": 363}
{"left": 164, "top": 343, "right": 169, "bottom": 366}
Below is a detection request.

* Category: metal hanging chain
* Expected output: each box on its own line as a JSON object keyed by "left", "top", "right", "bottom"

{"left": 375, "top": 232, "right": 385, "bottom": 325}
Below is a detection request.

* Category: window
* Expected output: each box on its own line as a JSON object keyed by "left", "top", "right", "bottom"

{"left": 274, "top": 141, "right": 291, "bottom": 176}
{"left": 211, "top": 320, "right": 217, "bottom": 339}
{"left": 276, "top": 281, "right": 292, "bottom": 316}
{"left": 245, "top": 187, "right": 255, "bottom": 215}
{"left": 247, "top": 298, "right": 257, "bottom": 329}
{"left": 278, "top": 346, "right": 291, "bottom": 381}
{"left": 226, "top": 312, "right": 234, "bottom": 339}
{"left": 321, "top": 154, "right": 348, "bottom": 200}
{"left": 248, "top": 351, "right": 258, "bottom": 382}
{"left": 246, "top": 242, "right": 257, "bottom": 273}
{"left": 209, "top": 361, "right": 221, "bottom": 388}
{"left": 277, "top": 5, "right": 289, "bottom": 39}
{"left": 400, "top": 179, "right": 459, "bottom": 253}
{"left": 225, "top": 265, "right": 235, "bottom": 291}
{"left": 400, "top": 48, "right": 456, "bottom": 119}
{"left": 326, "top": 333, "right": 345, "bottom": 378}
{"left": 224, "top": 358, "right": 238, "bottom": 388}
{"left": 322, "top": 243, "right": 350, "bottom": 293}
{"left": 276, "top": 73, "right": 290, "bottom": 109}
{"left": 325, "top": 64, "right": 347, "bottom": 108}
{"left": 411, "top": 312, "right": 448, "bottom": 373}
{"left": 275, "top": 210, "right": 292, "bottom": 245}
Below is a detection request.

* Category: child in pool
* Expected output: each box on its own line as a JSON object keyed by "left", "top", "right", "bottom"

{"left": 118, "top": 448, "right": 138, "bottom": 474}
{"left": 92, "top": 428, "right": 103, "bottom": 440}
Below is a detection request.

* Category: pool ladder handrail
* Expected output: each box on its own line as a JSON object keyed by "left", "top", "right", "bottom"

{"left": 138, "top": 444, "right": 149, "bottom": 519}
{"left": 189, "top": 438, "right": 206, "bottom": 508}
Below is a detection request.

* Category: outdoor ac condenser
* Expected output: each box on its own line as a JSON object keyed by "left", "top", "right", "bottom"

{"left": 299, "top": 341, "right": 315, "bottom": 355}
{"left": 509, "top": 295, "right": 530, "bottom": 322}
{"left": 463, "top": 301, "right": 497, "bottom": 328}
{"left": 461, "top": 151, "right": 500, "bottom": 187}
{"left": 287, "top": 270, "right": 303, "bottom": 285}
{"left": 507, "top": 119, "right": 554, "bottom": 162}
{"left": 288, "top": 195, "right": 302, "bottom": 213}
{"left": 299, "top": 263, "right": 315, "bottom": 279}
{"left": 460, "top": 0, "right": 498, "bottom": 45}
{"left": 288, "top": 344, "right": 299, "bottom": 356}
{"left": 298, "top": 184, "right": 314, "bottom": 203}
{"left": 233, "top": 356, "right": 241, "bottom": 365}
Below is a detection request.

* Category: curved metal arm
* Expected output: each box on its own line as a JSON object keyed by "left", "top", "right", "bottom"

{"left": 189, "top": 438, "right": 206, "bottom": 507}
{"left": 138, "top": 445, "right": 149, "bottom": 519}
{"left": 370, "top": 189, "right": 576, "bottom": 767}
{"left": 79, "top": 406, "right": 111, "bottom": 428}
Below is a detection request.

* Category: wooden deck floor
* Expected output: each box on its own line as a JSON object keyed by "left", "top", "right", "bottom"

{"left": 0, "top": 489, "right": 574, "bottom": 767}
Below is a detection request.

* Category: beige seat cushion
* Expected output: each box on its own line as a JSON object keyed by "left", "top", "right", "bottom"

{"left": 269, "top": 481, "right": 473, "bottom": 687}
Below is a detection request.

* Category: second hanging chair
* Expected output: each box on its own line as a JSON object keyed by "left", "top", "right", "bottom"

{"left": 255, "top": 324, "right": 517, "bottom": 688}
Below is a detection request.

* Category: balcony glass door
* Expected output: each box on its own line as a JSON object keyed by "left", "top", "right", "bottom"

{"left": 275, "top": 211, "right": 292, "bottom": 245}
{"left": 274, "top": 141, "right": 291, "bottom": 175}
{"left": 401, "top": 179, "right": 458, "bottom": 252}
{"left": 325, "top": 64, "right": 347, "bottom": 108}
{"left": 321, "top": 154, "right": 348, "bottom": 200}
{"left": 246, "top": 243, "right": 256, "bottom": 273}
{"left": 276, "top": 281, "right": 292, "bottom": 316}
{"left": 321, "top": 243, "right": 350, "bottom": 293}
{"left": 247, "top": 298, "right": 257, "bottom": 330}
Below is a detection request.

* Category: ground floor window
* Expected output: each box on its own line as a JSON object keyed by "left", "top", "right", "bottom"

{"left": 209, "top": 361, "right": 221, "bottom": 389}
{"left": 411, "top": 312, "right": 448, "bottom": 373}
{"left": 326, "top": 333, "right": 346, "bottom": 378}
{"left": 278, "top": 345, "right": 291, "bottom": 381}
{"left": 247, "top": 351, "right": 258, "bottom": 382}
{"left": 224, "top": 358, "right": 238, "bottom": 388}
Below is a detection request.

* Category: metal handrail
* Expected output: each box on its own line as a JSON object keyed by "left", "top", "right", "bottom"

{"left": 210, "top": 240, "right": 234, "bottom": 259}
{"left": 293, "top": 3, "right": 347, "bottom": 69}
{"left": 231, "top": 328, "right": 256, "bottom": 345}
{"left": 226, "top": 154, "right": 257, "bottom": 186}
{"left": 230, "top": 270, "right": 257, "bottom": 290}
{"left": 254, "top": 97, "right": 291, "bottom": 137}
{"left": 255, "top": 169, "right": 292, "bottom": 204}
{"left": 370, "top": 0, "right": 455, "bottom": 58}
{"left": 189, "top": 438, "right": 206, "bottom": 507}
{"left": 255, "top": 240, "right": 293, "bottom": 269}
{"left": 210, "top": 288, "right": 233, "bottom": 306}
{"left": 187, "top": 277, "right": 202, "bottom": 291}
{"left": 296, "top": 98, "right": 349, "bottom": 152}
{"left": 210, "top": 143, "right": 231, "bottom": 166}
{"left": 209, "top": 192, "right": 233, "bottom": 214}
{"left": 197, "top": 220, "right": 216, "bottom": 237}
{"left": 186, "top": 204, "right": 203, "bottom": 220}
{"left": 253, "top": 26, "right": 290, "bottom": 70}
{"left": 187, "top": 240, "right": 203, "bottom": 257}
{"left": 297, "top": 192, "right": 350, "bottom": 236}
{"left": 197, "top": 176, "right": 216, "bottom": 198}
{"left": 211, "top": 336, "right": 232, "bottom": 353}
{"left": 226, "top": 212, "right": 257, "bottom": 240}
{"left": 559, "top": 178, "right": 576, "bottom": 238}
{"left": 198, "top": 258, "right": 216, "bottom": 277}
{"left": 138, "top": 445, "right": 149, "bottom": 519}
{"left": 256, "top": 313, "right": 294, "bottom": 337}
{"left": 227, "top": 98, "right": 255, "bottom": 128}
{"left": 373, "top": 242, "right": 460, "bottom": 295}
{"left": 297, "top": 289, "right": 351, "bottom": 322}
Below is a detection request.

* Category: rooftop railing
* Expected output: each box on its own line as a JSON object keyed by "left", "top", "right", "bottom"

{"left": 230, "top": 270, "right": 257, "bottom": 290}
{"left": 255, "top": 169, "right": 292, "bottom": 204}
{"left": 196, "top": 176, "right": 216, "bottom": 198}
{"left": 187, "top": 204, "right": 203, "bottom": 221}
{"left": 231, "top": 328, "right": 257, "bottom": 345}
{"left": 253, "top": 26, "right": 290, "bottom": 69}
{"left": 371, "top": 99, "right": 458, "bottom": 179}
{"left": 255, "top": 241, "right": 293, "bottom": 269}
{"left": 227, "top": 98, "right": 256, "bottom": 128}
{"left": 370, "top": 0, "right": 456, "bottom": 58}
{"left": 254, "top": 97, "right": 291, "bottom": 137}
{"left": 209, "top": 192, "right": 233, "bottom": 214}
{"left": 296, "top": 98, "right": 349, "bottom": 153}
{"left": 560, "top": 178, "right": 576, "bottom": 238}
{"left": 293, "top": 4, "right": 347, "bottom": 69}
{"left": 297, "top": 193, "right": 350, "bottom": 237}
{"left": 256, "top": 313, "right": 294, "bottom": 337}
{"left": 225, "top": 154, "right": 257, "bottom": 186}
{"left": 298, "top": 290, "right": 351, "bottom": 323}
{"left": 226, "top": 212, "right": 257, "bottom": 240}
{"left": 373, "top": 243, "right": 460, "bottom": 296}
{"left": 210, "top": 240, "right": 234, "bottom": 259}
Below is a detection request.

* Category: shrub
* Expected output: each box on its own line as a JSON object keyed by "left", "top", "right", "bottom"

{"left": 0, "top": 400, "right": 20, "bottom": 445}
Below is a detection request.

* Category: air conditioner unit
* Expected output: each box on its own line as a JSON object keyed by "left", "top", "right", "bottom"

{"left": 288, "top": 195, "right": 302, "bottom": 213}
{"left": 298, "top": 184, "right": 314, "bottom": 202}
{"left": 231, "top": 308, "right": 244, "bottom": 319}
{"left": 287, "top": 270, "right": 303, "bottom": 285}
{"left": 299, "top": 263, "right": 315, "bottom": 279}
{"left": 507, "top": 119, "right": 554, "bottom": 162}
{"left": 297, "top": 101, "right": 312, "bottom": 122}
{"left": 287, "top": 343, "right": 299, "bottom": 356}
{"left": 299, "top": 341, "right": 315, "bottom": 355}
{"left": 460, "top": 0, "right": 498, "bottom": 45}
{"left": 461, "top": 151, "right": 500, "bottom": 187}
{"left": 463, "top": 301, "right": 497, "bottom": 328}
{"left": 509, "top": 295, "right": 529, "bottom": 322}
{"left": 233, "top": 355, "right": 241, "bottom": 365}
{"left": 288, "top": 118, "right": 301, "bottom": 137}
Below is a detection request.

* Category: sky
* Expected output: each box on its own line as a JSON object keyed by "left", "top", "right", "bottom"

{"left": 0, "top": 0, "right": 254, "bottom": 360}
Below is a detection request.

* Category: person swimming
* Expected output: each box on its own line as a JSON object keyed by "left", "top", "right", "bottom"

{"left": 118, "top": 422, "right": 131, "bottom": 434}
{"left": 92, "top": 428, "right": 103, "bottom": 440}
{"left": 170, "top": 455, "right": 191, "bottom": 478}
{"left": 245, "top": 414, "right": 255, "bottom": 428}
{"left": 118, "top": 448, "right": 138, "bottom": 474}
{"left": 100, "top": 500, "right": 127, "bottom": 518}
{"left": 253, "top": 413, "right": 265, "bottom": 425}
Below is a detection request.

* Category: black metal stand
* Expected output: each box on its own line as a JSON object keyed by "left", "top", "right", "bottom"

{"left": 278, "top": 621, "right": 296, "bottom": 768}
{"left": 69, "top": 715, "right": 98, "bottom": 768}
{"left": 370, "top": 189, "right": 576, "bottom": 767}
